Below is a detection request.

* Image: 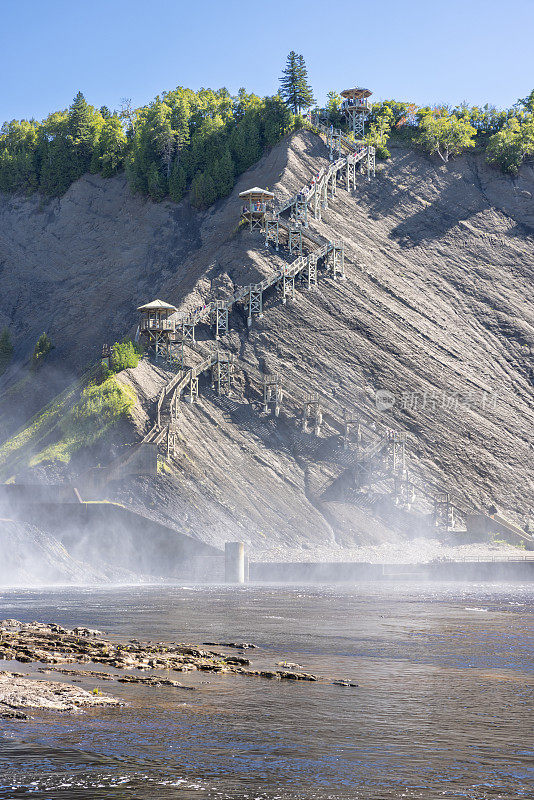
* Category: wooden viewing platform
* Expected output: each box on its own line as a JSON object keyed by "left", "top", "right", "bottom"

{"left": 137, "top": 299, "right": 179, "bottom": 360}
{"left": 239, "top": 187, "right": 275, "bottom": 231}
{"left": 340, "top": 86, "right": 372, "bottom": 137}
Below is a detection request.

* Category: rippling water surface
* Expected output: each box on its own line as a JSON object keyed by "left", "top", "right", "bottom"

{"left": 0, "top": 582, "right": 532, "bottom": 799}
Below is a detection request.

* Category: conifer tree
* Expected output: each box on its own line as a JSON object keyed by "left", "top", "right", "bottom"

{"left": 30, "top": 332, "right": 54, "bottom": 371}
{"left": 169, "top": 160, "right": 186, "bottom": 202}
{"left": 38, "top": 111, "right": 73, "bottom": 195}
{"left": 190, "top": 170, "right": 215, "bottom": 209}
{"left": 67, "top": 91, "right": 97, "bottom": 178}
{"left": 213, "top": 148, "right": 235, "bottom": 198}
{"left": 90, "top": 114, "right": 127, "bottom": 177}
{"left": 296, "top": 54, "right": 315, "bottom": 112}
{"left": 262, "top": 95, "right": 293, "bottom": 145}
{"left": 147, "top": 161, "right": 167, "bottom": 200}
{"left": 279, "top": 52, "right": 315, "bottom": 115}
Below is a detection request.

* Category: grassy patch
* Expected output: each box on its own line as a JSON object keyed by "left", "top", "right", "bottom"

{"left": 0, "top": 386, "right": 76, "bottom": 475}
{"left": 0, "top": 372, "right": 136, "bottom": 476}
{"left": 30, "top": 376, "right": 135, "bottom": 466}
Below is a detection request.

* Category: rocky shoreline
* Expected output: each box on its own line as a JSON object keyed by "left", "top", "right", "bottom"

{"left": 0, "top": 618, "right": 348, "bottom": 718}
{"left": 0, "top": 670, "right": 123, "bottom": 718}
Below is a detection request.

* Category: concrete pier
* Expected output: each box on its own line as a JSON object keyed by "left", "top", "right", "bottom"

{"left": 225, "top": 541, "right": 246, "bottom": 583}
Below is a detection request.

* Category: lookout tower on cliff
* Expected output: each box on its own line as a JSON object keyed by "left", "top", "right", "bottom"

{"left": 340, "top": 87, "right": 372, "bottom": 139}
{"left": 239, "top": 187, "right": 275, "bottom": 231}
{"left": 137, "top": 299, "right": 178, "bottom": 360}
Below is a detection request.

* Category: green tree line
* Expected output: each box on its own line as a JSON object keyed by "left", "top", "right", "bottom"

{"left": 317, "top": 91, "right": 534, "bottom": 174}
{"left": 0, "top": 86, "right": 298, "bottom": 207}
{"left": 3, "top": 71, "right": 533, "bottom": 208}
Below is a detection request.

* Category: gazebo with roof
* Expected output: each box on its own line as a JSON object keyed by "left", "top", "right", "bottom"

{"left": 137, "top": 299, "right": 178, "bottom": 359}
{"left": 239, "top": 187, "right": 275, "bottom": 231}
{"left": 340, "top": 87, "right": 372, "bottom": 138}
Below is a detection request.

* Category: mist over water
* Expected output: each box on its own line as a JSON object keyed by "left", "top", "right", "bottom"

{"left": 1, "top": 582, "right": 532, "bottom": 799}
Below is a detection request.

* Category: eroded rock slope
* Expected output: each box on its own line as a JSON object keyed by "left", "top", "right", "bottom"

{"left": 1, "top": 130, "right": 533, "bottom": 555}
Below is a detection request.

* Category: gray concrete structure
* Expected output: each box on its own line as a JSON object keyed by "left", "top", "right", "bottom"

{"left": 225, "top": 541, "right": 246, "bottom": 583}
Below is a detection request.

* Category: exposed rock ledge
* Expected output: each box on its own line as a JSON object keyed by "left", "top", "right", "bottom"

{"left": 0, "top": 670, "right": 123, "bottom": 718}
{"left": 0, "top": 618, "right": 326, "bottom": 698}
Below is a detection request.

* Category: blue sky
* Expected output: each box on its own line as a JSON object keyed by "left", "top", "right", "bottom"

{"left": 1, "top": 0, "right": 533, "bottom": 123}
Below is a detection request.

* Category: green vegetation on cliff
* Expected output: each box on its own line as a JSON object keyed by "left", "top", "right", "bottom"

{"left": 0, "top": 86, "right": 297, "bottom": 207}
{"left": 109, "top": 341, "right": 140, "bottom": 374}
{"left": 31, "top": 375, "right": 135, "bottom": 466}
{"left": 30, "top": 333, "right": 54, "bottom": 372}
{"left": 2, "top": 75, "right": 533, "bottom": 210}
{"left": 0, "top": 372, "right": 135, "bottom": 476}
{"left": 331, "top": 93, "right": 534, "bottom": 172}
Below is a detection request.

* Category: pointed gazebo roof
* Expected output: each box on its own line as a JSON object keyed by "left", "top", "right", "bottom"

{"left": 137, "top": 299, "right": 178, "bottom": 312}
{"left": 340, "top": 87, "right": 372, "bottom": 99}
{"left": 239, "top": 187, "right": 274, "bottom": 199}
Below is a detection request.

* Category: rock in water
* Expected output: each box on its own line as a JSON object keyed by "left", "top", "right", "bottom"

{"left": 0, "top": 671, "right": 124, "bottom": 713}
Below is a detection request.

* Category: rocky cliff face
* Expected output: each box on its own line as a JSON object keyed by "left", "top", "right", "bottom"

{"left": 1, "top": 131, "right": 532, "bottom": 556}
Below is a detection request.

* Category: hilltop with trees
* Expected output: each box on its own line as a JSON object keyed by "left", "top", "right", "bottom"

{"left": 0, "top": 85, "right": 300, "bottom": 209}
{"left": 0, "top": 58, "right": 533, "bottom": 215}
{"left": 358, "top": 94, "right": 534, "bottom": 172}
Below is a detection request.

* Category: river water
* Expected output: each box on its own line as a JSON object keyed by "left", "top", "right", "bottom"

{"left": 0, "top": 583, "right": 532, "bottom": 799}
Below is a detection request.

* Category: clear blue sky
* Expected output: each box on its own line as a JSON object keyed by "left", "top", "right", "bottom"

{"left": 1, "top": 0, "right": 533, "bottom": 123}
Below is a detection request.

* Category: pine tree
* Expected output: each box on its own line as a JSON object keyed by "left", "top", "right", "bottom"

{"left": 190, "top": 170, "right": 215, "bottom": 209}
{"left": 169, "top": 160, "right": 186, "bottom": 202}
{"left": 229, "top": 116, "right": 261, "bottom": 172}
{"left": 295, "top": 54, "right": 315, "bottom": 112}
{"left": 67, "top": 92, "right": 98, "bottom": 179}
{"left": 38, "top": 112, "right": 73, "bottom": 196}
{"left": 213, "top": 148, "right": 235, "bottom": 198}
{"left": 279, "top": 52, "right": 315, "bottom": 115}
{"left": 262, "top": 95, "right": 293, "bottom": 145}
{"left": 171, "top": 98, "right": 190, "bottom": 156}
{"left": 91, "top": 114, "right": 127, "bottom": 177}
{"left": 151, "top": 101, "right": 175, "bottom": 180}
{"left": 30, "top": 332, "right": 54, "bottom": 371}
{"left": 280, "top": 51, "right": 301, "bottom": 114}
{"left": 147, "top": 162, "right": 167, "bottom": 200}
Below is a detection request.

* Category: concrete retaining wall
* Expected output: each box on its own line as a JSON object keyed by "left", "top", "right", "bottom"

{"left": 250, "top": 560, "right": 534, "bottom": 583}
{"left": 22, "top": 501, "right": 223, "bottom": 580}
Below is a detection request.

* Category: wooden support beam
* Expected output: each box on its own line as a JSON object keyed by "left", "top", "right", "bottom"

{"left": 306, "top": 255, "right": 318, "bottom": 289}
{"left": 211, "top": 351, "right": 234, "bottom": 396}
{"left": 167, "top": 338, "right": 184, "bottom": 369}
{"left": 212, "top": 300, "right": 229, "bottom": 340}
{"left": 263, "top": 373, "right": 283, "bottom": 416}
{"left": 247, "top": 285, "right": 263, "bottom": 327}
{"left": 188, "top": 375, "right": 199, "bottom": 403}
{"left": 265, "top": 217, "right": 279, "bottom": 250}
{"left": 182, "top": 321, "right": 196, "bottom": 344}
{"left": 281, "top": 268, "right": 295, "bottom": 304}
{"left": 302, "top": 392, "right": 322, "bottom": 435}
